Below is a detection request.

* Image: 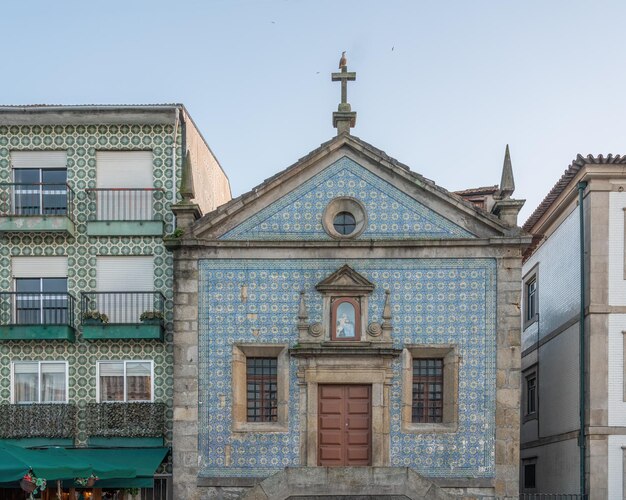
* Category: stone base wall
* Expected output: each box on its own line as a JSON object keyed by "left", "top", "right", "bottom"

{"left": 196, "top": 485, "right": 500, "bottom": 500}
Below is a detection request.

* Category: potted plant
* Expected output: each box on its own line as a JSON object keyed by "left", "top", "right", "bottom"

{"left": 20, "top": 469, "right": 46, "bottom": 496}
{"left": 75, "top": 473, "right": 98, "bottom": 488}
{"left": 82, "top": 311, "right": 109, "bottom": 325}
{"left": 139, "top": 311, "right": 164, "bottom": 325}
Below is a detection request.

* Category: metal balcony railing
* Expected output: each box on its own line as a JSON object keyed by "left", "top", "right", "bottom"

{"left": 519, "top": 495, "right": 588, "bottom": 500}
{"left": 86, "top": 402, "right": 165, "bottom": 437}
{"left": 0, "top": 183, "right": 75, "bottom": 218}
{"left": 0, "top": 403, "right": 76, "bottom": 438}
{"left": 81, "top": 291, "right": 165, "bottom": 325}
{"left": 86, "top": 188, "right": 164, "bottom": 221}
{"left": 0, "top": 292, "right": 76, "bottom": 327}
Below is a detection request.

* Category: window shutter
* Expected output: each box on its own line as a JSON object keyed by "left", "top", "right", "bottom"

{"left": 11, "top": 151, "right": 67, "bottom": 169}
{"left": 96, "top": 152, "right": 153, "bottom": 188}
{"left": 12, "top": 257, "right": 68, "bottom": 278}
{"left": 95, "top": 257, "right": 154, "bottom": 323}
{"left": 96, "top": 256, "right": 153, "bottom": 292}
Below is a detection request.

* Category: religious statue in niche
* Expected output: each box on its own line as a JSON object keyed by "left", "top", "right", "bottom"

{"left": 331, "top": 297, "right": 360, "bottom": 341}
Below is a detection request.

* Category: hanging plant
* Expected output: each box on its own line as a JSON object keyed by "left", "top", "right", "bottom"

{"left": 20, "top": 469, "right": 47, "bottom": 496}
{"left": 75, "top": 473, "right": 99, "bottom": 487}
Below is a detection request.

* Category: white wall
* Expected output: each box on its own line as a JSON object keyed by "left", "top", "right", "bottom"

{"left": 608, "top": 435, "right": 626, "bottom": 500}
{"left": 608, "top": 314, "right": 626, "bottom": 427}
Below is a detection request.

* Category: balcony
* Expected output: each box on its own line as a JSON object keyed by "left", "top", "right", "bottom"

{"left": 81, "top": 291, "right": 165, "bottom": 340}
{"left": 86, "top": 402, "right": 165, "bottom": 438}
{"left": 0, "top": 403, "right": 76, "bottom": 438}
{"left": 0, "top": 292, "right": 76, "bottom": 341}
{"left": 85, "top": 188, "right": 164, "bottom": 236}
{"left": 0, "top": 183, "right": 75, "bottom": 235}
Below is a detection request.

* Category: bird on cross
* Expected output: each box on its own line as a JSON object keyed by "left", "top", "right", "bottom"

{"left": 339, "top": 51, "right": 347, "bottom": 69}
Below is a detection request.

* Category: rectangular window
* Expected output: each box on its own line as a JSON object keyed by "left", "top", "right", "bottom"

{"left": 523, "top": 366, "right": 538, "bottom": 421}
{"left": 13, "top": 168, "right": 68, "bottom": 216}
{"left": 93, "top": 256, "right": 154, "bottom": 324}
{"left": 97, "top": 360, "right": 153, "bottom": 402}
{"left": 526, "top": 374, "right": 537, "bottom": 415}
{"left": 246, "top": 357, "right": 278, "bottom": 423}
{"left": 412, "top": 358, "right": 443, "bottom": 423}
{"left": 15, "top": 277, "right": 68, "bottom": 325}
{"left": 522, "top": 458, "right": 537, "bottom": 490}
{"left": 12, "top": 361, "right": 67, "bottom": 403}
{"left": 523, "top": 267, "right": 539, "bottom": 329}
{"left": 96, "top": 152, "right": 153, "bottom": 220}
{"left": 526, "top": 278, "right": 537, "bottom": 321}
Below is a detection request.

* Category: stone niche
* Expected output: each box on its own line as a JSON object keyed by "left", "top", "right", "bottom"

{"left": 296, "top": 264, "right": 393, "bottom": 347}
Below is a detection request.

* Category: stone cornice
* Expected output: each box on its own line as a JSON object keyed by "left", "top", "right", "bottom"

{"left": 165, "top": 236, "right": 532, "bottom": 251}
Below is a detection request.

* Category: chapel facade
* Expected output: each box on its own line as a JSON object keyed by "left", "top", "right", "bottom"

{"left": 168, "top": 63, "right": 530, "bottom": 499}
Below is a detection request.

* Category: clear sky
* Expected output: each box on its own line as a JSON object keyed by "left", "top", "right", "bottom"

{"left": 2, "top": 0, "right": 626, "bottom": 223}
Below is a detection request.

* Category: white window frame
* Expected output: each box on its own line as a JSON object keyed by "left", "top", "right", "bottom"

{"left": 10, "top": 360, "right": 69, "bottom": 404}
{"left": 96, "top": 360, "right": 154, "bottom": 403}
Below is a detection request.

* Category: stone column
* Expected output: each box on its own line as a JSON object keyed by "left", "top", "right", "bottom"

{"left": 172, "top": 254, "right": 201, "bottom": 499}
{"left": 495, "top": 252, "right": 523, "bottom": 498}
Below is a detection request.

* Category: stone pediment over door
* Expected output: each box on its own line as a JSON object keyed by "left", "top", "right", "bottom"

{"left": 191, "top": 135, "right": 513, "bottom": 241}
{"left": 315, "top": 264, "right": 375, "bottom": 294}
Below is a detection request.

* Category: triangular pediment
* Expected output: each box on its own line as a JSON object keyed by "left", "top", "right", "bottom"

{"left": 315, "top": 265, "right": 375, "bottom": 294}
{"left": 192, "top": 134, "right": 515, "bottom": 241}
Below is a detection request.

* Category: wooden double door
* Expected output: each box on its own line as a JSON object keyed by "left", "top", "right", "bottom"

{"left": 318, "top": 384, "right": 372, "bottom": 466}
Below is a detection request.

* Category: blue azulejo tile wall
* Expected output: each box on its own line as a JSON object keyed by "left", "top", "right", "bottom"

{"left": 220, "top": 157, "right": 474, "bottom": 241}
{"left": 198, "top": 258, "right": 496, "bottom": 479}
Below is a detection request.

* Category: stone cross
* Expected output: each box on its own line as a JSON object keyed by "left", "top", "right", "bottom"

{"left": 331, "top": 65, "right": 357, "bottom": 135}
{"left": 332, "top": 66, "right": 356, "bottom": 105}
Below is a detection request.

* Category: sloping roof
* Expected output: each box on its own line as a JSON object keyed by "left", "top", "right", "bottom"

{"left": 454, "top": 185, "right": 499, "bottom": 197}
{"left": 194, "top": 133, "right": 509, "bottom": 234}
{"left": 523, "top": 154, "right": 626, "bottom": 232}
{"left": 0, "top": 103, "right": 182, "bottom": 109}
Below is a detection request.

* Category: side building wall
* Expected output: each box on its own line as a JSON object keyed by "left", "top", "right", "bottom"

{"left": 521, "top": 200, "right": 581, "bottom": 494}
{"left": 182, "top": 109, "right": 231, "bottom": 215}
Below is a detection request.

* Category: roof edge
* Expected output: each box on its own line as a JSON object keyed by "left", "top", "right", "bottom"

{"left": 523, "top": 153, "right": 626, "bottom": 232}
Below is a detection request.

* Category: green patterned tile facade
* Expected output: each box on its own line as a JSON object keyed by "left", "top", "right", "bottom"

{"left": 0, "top": 124, "right": 179, "bottom": 466}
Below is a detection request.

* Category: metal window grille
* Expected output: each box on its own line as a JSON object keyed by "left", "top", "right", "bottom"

{"left": 0, "top": 183, "right": 74, "bottom": 218}
{"left": 246, "top": 357, "right": 278, "bottom": 422}
{"left": 81, "top": 291, "right": 165, "bottom": 324}
{"left": 86, "top": 188, "right": 163, "bottom": 221}
{"left": 412, "top": 358, "right": 443, "bottom": 423}
{"left": 140, "top": 475, "right": 172, "bottom": 500}
{"left": 519, "top": 495, "right": 587, "bottom": 500}
{"left": 524, "top": 463, "right": 536, "bottom": 489}
{"left": 0, "top": 292, "right": 75, "bottom": 328}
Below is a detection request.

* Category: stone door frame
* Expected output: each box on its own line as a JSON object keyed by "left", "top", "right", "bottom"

{"left": 298, "top": 356, "right": 394, "bottom": 467}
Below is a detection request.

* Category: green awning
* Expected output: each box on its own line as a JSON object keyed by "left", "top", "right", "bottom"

{"left": 0, "top": 442, "right": 91, "bottom": 483}
{"left": 0, "top": 443, "right": 168, "bottom": 487}
{"left": 65, "top": 447, "right": 169, "bottom": 478}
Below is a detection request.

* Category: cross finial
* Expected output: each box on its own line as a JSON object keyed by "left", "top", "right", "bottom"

{"left": 331, "top": 52, "right": 357, "bottom": 135}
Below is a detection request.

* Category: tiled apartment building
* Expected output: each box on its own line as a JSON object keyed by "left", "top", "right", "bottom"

{"left": 0, "top": 105, "right": 230, "bottom": 498}
{"left": 520, "top": 154, "right": 626, "bottom": 499}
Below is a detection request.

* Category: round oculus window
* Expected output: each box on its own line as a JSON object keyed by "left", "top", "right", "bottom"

{"left": 333, "top": 212, "right": 356, "bottom": 235}
{"left": 322, "top": 197, "right": 367, "bottom": 239}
